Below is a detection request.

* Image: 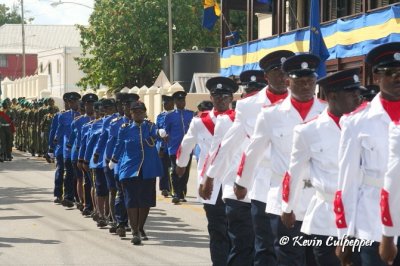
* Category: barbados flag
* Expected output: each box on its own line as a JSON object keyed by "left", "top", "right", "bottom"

{"left": 202, "top": 0, "right": 221, "bottom": 30}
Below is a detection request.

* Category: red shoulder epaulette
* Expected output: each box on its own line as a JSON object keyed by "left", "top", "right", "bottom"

{"left": 262, "top": 99, "right": 284, "bottom": 108}
{"left": 344, "top": 101, "right": 368, "bottom": 116}
{"left": 200, "top": 111, "right": 210, "bottom": 118}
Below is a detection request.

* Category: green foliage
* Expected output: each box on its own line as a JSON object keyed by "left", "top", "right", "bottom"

{"left": 76, "top": 0, "right": 220, "bottom": 90}
{"left": 0, "top": 4, "right": 23, "bottom": 26}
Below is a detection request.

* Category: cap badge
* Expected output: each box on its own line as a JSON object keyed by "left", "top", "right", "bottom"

{"left": 216, "top": 84, "right": 222, "bottom": 89}
{"left": 301, "top": 62, "right": 309, "bottom": 69}
{"left": 280, "top": 57, "right": 287, "bottom": 63}
{"left": 353, "top": 75, "right": 359, "bottom": 83}
{"left": 394, "top": 52, "right": 400, "bottom": 61}
{"left": 250, "top": 75, "right": 257, "bottom": 82}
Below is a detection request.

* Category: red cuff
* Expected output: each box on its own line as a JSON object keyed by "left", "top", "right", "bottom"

{"left": 380, "top": 189, "right": 393, "bottom": 227}
{"left": 282, "top": 172, "right": 290, "bottom": 203}
{"left": 334, "top": 191, "right": 348, "bottom": 228}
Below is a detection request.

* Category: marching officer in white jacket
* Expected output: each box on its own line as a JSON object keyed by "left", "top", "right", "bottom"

{"left": 176, "top": 77, "right": 237, "bottom": 266}
{"left": 205, "top": 50, "right": 295, "bottom": 266}
{"left": 203, "top": 70, "right": 266, "bottom": 266}
{"left": 336, "top": 42, "right": 400, "bottom": 266}
{"left": 380, "top": 121, "right": 400, "bottom": 265}
{"left": 234, "top": 53, "right": 327, "bottom": 265}
{"left": 281, "top": 68, "right": 363, "bottom": 266}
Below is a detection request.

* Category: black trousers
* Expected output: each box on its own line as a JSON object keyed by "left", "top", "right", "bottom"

{"left": 169, "top": 154, "right": 192, "bottom": 199}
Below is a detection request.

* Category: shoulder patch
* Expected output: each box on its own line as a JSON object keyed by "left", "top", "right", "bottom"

{"left": 344, "top": 102, "right": 369, "bottom": 116}
{"left": 111, "top": 116, "right": 122, "bottom": 123}
{"left": 262, "top": 99, "right": 284, "bottom": 108}
{"left": 200, "top": 111, "right": 210, "bottom": 118}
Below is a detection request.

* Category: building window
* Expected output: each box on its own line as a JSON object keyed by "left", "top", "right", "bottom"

{"left": 48, "top": 62, "right": 52, "bottom": 75}
{"left": 0, "top": 55, "right": 7, "bottom": 67}
{"left": 57, "top": 59, "right": 60, "bottom": 74}
{"left": 40, "top": 63, "right": 43, "bottom": 73}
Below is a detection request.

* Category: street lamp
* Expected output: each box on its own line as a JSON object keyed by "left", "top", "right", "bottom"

{"left": 50, "top": 1, "right": 93, "bottom": 9}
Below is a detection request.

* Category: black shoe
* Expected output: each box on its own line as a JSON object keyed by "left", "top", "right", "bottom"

{"left": 97, "top": 218, "right": 108, "bottom": 227}
{"left": 82, "top": 208, "right": 92, "bottom": 216}
{"left": 62, "top": 199, "right": 74, "bottom": 208}
{"left": 172, "top": 197, "right": 180, "bottom": 204}
{"left": 140, "top": 229, "right": 148, "bottom": 241}
{"left": 53, "top": 197, "right": 62, "bottom": 204}
{"left": 131, "top": 232, "right": 141, "bottom": 245}
{"left": 91, "top": 212, "right": 99, "bottom": 222}
{"left": 109, "top": 225, "right": 117, "bottom": 234}
{"left": 116, "top": 225, "right": 126, "bottom": 237}
{"left": 161, "top": 190, "right": 169, "bottom": 197}
{"left": 179, "top": 198, "right": 187, "bottom": 203}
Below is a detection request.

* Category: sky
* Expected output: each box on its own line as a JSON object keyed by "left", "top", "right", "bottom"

{"left": 2, "top": 0, "right": 94, "bottom": 25}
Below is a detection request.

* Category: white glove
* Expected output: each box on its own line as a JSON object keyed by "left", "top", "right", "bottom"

{"left": 40, "top": 132, "right": 44, "bottom": 138}
{"left": 108, "top": 161, "right": 116, "bottom": 170}
{"left": 48, "top": 153, "right": 54, "bottom": 159}
{"left": 158, "top": 129, "right": 167, "bottom": 138}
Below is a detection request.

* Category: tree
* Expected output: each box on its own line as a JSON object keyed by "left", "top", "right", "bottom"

{"left": 0, "top": 4, "right": 23, "bottom": 26}
{"left": 76, "top": 0, "right": 220, "bottom": 90}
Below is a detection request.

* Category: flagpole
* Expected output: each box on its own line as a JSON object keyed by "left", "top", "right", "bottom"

{"left": 168, "top": 0, "right": 173, "bottom": 83}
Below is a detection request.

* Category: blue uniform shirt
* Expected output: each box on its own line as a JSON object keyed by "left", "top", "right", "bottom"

{"left": 68, "top": 115, "right": 92, "bottom": 161}
{"left": 78, "top": 122, "right": 92, "bottom": 161}
{"left": 105, "top": 116, "right": 130, "bottom": 176}
{"left": 155, "top": 111, "right": 168, "bottom": 154}
{"left": 112, "top": 120, "right": 163, "bottom": 180}
{"left": 93, "top": 113, "right": 119, "bottom": 167}
{"left": 164, "top": 109, "right": 194, "bottom": 156}
{"left": 84, "top": 118, "right": 104, "bottom": 169}
{"left": 48, "top": 112, "right": 61, "bottom": 155}
{"left": 55, "top": 109, "right": 80, "bottom": 159}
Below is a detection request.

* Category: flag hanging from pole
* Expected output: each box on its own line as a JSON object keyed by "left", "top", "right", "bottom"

{"left": 202, "top": 0, "right": 221, "bottom": 31}
{"left": 309, "top": 0, "right": 329, "bottom": 78}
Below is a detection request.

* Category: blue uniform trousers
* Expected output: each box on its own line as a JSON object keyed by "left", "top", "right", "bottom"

{"left": 83, "top": 170, "right": 93, "bottom": 210}
{"left": 203, "top": 189, "right": 230, "bottom": 266}
{"left": 54, "top": 154, "right": 65, "bottom": 198}
{"left": 269, "top": 213, "right": 306, "bottom": 266}
{"left": 311, "top": 235, "right": 340, "bottom": 266}
{"left": 225, "top": 198, "right": 254, "bottom": 266}
{"left": 170, "top": 154, "right": 192, "bottom": 199}
{"left": 251, "top": 200, "right": 277, "bottom": 266}
{"left": 359, "top": 242, "right": 386, "bottom": 266}
{"left": 159, "top": 151, "right": 171, "bottom": 191}
{"left": 63, "top": 158, "right": 75, "bottom": 201}
{"left": 114, "top": 174, "right": 128, "bottom": 225}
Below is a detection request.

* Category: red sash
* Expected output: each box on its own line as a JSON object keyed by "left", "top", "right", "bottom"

{"left": 0, "top": 111, "right": 15, "bottom": 133}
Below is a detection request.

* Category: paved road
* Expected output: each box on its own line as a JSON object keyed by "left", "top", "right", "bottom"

{"left": 0, "top": 151, "right": 211, "bottom": 266}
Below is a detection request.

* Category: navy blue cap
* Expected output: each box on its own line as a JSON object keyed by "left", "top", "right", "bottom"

{"left": 129, "top": 101, "right": 146, "bottom": 111}
{"left": 366, "top": 42, "right": 400, "bottom": 72}
{"left": 94, "top": 101, "right": 102, "bottom": 111}
{"left": 125, "top": 93, "right": 140, "bottom": 103}
{"left": 101, "top": 98, "right": 115, "bottom": 107}
{"left": 162, "top": 95, "right": 174, "bottom": 102}
{"left": 197, "top": 100, "right": 214, "bottom": 111}
{"left": 62, "top": 92, "right": 70, "bottom": 101}
{"left": 67, "top": 92, "right": 81, "bottom": 101}
{"left": 259, "top": 50, "right": 296, "bottom": 72}
{"left": 82, "top": 93, "right": 98, "bottom": 103}
{"left": 239, "top": 70, "right": 267, "bottom": 89}
{"left": 206, "top": 77, "right": 239, "bottom": 95}
{"left": 317, "top": 68, "right": 362, "bottom": 91}
{"left": 361, "top": 84, "right": 380, "bottom": 101}
{"left": 172, "top": 91, "right": 187, "bottom": 99}
{"left": 282, "top": 54, "right": 320, "bottom": 78}
{"left": 115, "top": 92, "right": 128, "bottom": 102}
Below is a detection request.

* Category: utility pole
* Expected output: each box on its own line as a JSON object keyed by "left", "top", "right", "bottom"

{"left": 21, "top": 0, "right": 26, "bottom": 78}
{"left": 168, "top": 0, "right": 173, "bottom": 83}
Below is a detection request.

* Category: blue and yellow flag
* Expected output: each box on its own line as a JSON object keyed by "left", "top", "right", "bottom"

{"left": 309, "top": 0, "right": 329, "bottom": 77}
{"left": 202, "top": 0, "right": 221, "bottom": 31}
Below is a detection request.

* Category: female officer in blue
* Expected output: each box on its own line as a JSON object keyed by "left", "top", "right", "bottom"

{"left": 109, "top": 101, "right": 163, "bottom": 245}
